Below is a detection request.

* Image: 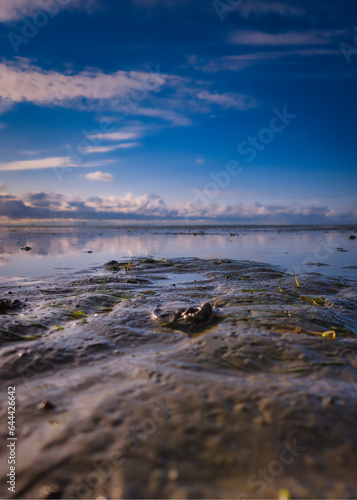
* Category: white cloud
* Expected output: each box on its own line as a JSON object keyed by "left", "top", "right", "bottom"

{"left": 0, "top": 191, "right": 356, "bottom": 223}
{"left": 182, "top": 201, "right": 357, "bottom": 223}
{"left": 0, "top": 58, "right": 258, "bottom": 121}
{"left": 195, "top": 158, "right": 204, "bottom": 164}
{"left": 0, "top": 59, "right": 168, "bottom": 108}
{"left": 0, "top": 156, "right": 69, "bottom": 171}
{"left": 0, "top": 0, "right": 99, "bottom": 23}
{"left": 0, "top": 156, "right": 111, "bottom": 171}
{"left": 86, "top": 171, "right": 114, "bottom": 182}
{"left": 83, "top": 142, "right": 140, "bottom": 153}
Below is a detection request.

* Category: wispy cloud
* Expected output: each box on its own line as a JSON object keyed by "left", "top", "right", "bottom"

{"left": 131, "top": 0, "right": 190, "bottom": 6}
{"left": 0, "top": 59, "right": 258, "bottom": 122}
{"left": 0, "top": 156, "right": 69, "bottom": 171}
{"left": 189, "top": 48, "right": 341, "bottom": 73}
{"left": 0, "top": 0, "right": 99, "bottom": 23}
{"left": 132, "top": 0, "right": 305, "bottom": 18}
{"left": 0, "top": 156, "right": 112, "bottom": 171}
{"left": 197, "top": 91, "right": 257, "bottom": 110}
{"left": 86, "top": 171, "right": 114, "bottom": 182}
{"left": 83, "top": 142, "right": 140, "bottom": 153}
{"left": 228, "top": 30, "right": 346, "bottom": 46}
{"left": 20, "top": 150, "right": 40, "bottom": 155}
{"left": 88, "top": 131, "right": 140, "bottom": 142}
{"left": 238, "top": 1, "right": 306, "bottom": 18}
{"left": 0, "top": 183, "right": 6, "bottom": 191}
{"left": 130, "top": 107, "right": 192, "bottom": 126}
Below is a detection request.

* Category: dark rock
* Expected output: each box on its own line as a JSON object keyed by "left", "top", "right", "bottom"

{"left": 0, "top": 299, "right": 22, "bottom": 314}
{"left": 105, "top": 260, "right": 123, "bottom": 271}
{"left": 152, "top": 302, "right": 223, "bottom": 334}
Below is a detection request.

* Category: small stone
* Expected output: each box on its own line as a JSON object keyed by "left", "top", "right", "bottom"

{"left": 37, "top": 400, "right": 56, "bottom": 411}
{"left": 39, "top": 484, "right": 59, "bottom": 499}
{"left": 168, "top": 469, "right": 178, "bottom": 481}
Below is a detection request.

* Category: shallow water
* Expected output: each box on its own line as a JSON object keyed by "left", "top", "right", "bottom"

{"left": 0, "top": 225, "right": 356, "bottom": 280}
{"left": 0, "top": 255, "right": 357, "bottom": 498}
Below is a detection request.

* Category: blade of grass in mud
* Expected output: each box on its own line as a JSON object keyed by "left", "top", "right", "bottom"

{"left": 293, "top": 271, "right": 300, "bottom": 288}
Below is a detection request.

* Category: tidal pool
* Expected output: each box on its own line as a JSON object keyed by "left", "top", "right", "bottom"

{"left": 0, "top": 225, "right": 356, "bottom": 279}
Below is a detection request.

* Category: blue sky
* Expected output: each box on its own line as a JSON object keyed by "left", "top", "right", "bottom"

{"left": 0, "top": 0, "right": 356, "bottom": 224}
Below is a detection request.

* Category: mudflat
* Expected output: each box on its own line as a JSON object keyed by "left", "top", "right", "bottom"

{"left": 0, "top": 257, "right": 357, "bottom": 499}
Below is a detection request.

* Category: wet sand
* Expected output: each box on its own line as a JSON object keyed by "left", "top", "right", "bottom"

{"left": 1, "top": 256, "right": 357, "bottom": 499}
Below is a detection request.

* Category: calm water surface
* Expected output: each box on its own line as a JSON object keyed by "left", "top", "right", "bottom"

{"left": 0, "top": 225, "right": 356, "bottom": 279}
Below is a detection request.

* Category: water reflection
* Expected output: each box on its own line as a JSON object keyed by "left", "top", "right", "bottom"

{"left": 0, "top": 226, "right": 356, "bottom": 278}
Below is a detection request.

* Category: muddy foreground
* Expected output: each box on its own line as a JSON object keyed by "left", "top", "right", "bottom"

{"left": 1, "top": 257, "right": 357, "bottom": 499}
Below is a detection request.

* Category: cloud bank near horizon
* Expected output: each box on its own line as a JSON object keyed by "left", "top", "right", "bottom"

{"left": 0, "top": 192, "right": 355, "bottom": 224}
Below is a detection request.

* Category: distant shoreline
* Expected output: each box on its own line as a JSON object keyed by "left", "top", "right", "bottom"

{"left": 0, "top": 223, "right": 356, "bottom": 230}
